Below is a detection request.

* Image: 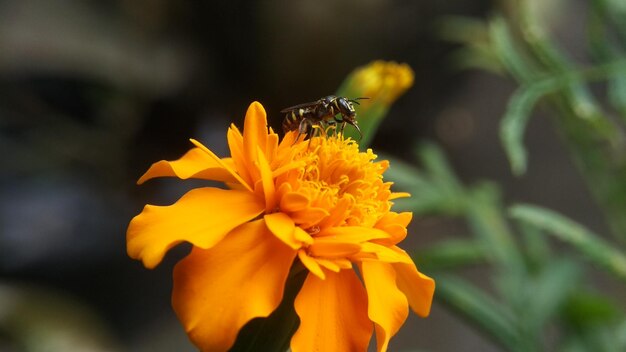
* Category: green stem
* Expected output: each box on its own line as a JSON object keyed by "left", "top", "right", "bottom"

{"left": 229, "top": 261, "right": 307, "bottom": 352}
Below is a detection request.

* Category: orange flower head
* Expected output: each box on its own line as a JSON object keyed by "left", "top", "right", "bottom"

{"left": 127, "top": 102, "right": 435, "bottom": 352}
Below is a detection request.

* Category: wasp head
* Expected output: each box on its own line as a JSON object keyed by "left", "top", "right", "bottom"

{"left": 335, "top": 97, "right": 362, "bottom": 139}
{"left": 337, "top": 97, "right": 356, "bottom": 117}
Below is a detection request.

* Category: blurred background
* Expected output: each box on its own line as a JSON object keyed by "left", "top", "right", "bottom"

{"left": 2, "top": 0, "right": 623, "bottom": 351}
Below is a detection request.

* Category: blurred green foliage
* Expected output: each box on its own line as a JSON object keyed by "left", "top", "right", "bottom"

{"left": 386, "top": 143, "right": 626, "bottom": 351}
{"left": 442, "top": 0, "right": 626, "bottom": 240}
{"left": 383, "top": 0, "right": 626, "bottom": 350}
{"left": 0, "top": 284, "right": 119, "bottom": 352}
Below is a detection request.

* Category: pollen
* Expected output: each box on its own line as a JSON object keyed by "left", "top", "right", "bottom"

{"left": 281, "top": 134, "right": 393, "bottom": 231}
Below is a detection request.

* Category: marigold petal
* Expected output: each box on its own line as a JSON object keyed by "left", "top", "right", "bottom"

{"left": 280, "top": 130, "right": 299, "bottom": 147}
{"left": 358, "top": 243, "right": 414, "bottom": 264}
{"left": 375, "top": 159, "right": 389, "bottom": 171}
{"left": 317, "top": 226, "right": 390, "bottom": 242}
{"left": 317, "top": 198, "right": 351, "bottom": 229}
{"left": 388, "top": 224, "right": 408, "bottom": 240}
{"left": 290, "top": 207, "right": 329, "bottom": 227}
{"left": 393, "top": 260, "right": 435, "bottom": 317}
{"left": 375, "top": 212, "right": 412, "bottom": 244}
{"left": 291, "top": 270, "right": 372, "bottom": 352}
{"left": 389, "top": 191, "right": 410, "bottom": 200}
{"left": 264, "top": 212, "right": 300, "bottom": 250}
{"left": 266, "top": 132, "right": 279, "bottom": 164}
{"left": 280, "top": 192, "right": 310, "bottom": 212}
{"left": 316, "top": 258, "right": 341, "bottom": 272}
{"left": 272, "top": 161, "right": 305, "bottom": 178}
{"left": 227, "top": 125, "right": 252, "bottom": 186}
{"left": 190, "top": 139, "right": 253, "bottom": 192}
{"left": 127, "top": 188, "right": 264, "bottom": 268}
{"left": 137, "top": 148, "right": 237, "bottom": 184}
{"left": 361, "top": 261, "right": 409, "bottom": 352}
{"left": 293, "top": 227, "right": 314, "bottom": 245}
{"left": 308, "top": 241, "right": 362, "bottom": 258}
{"left": 376, "top": 211, "right": 412, "bottom": 228}
{"left": 335, "top": 258, "right": 353, "bottom": 269}
{"left": 243, "top": 102, "right": 268, "bottom": 177}
{"left": 342, "top": 180, "right": 366, "bottom": 195}
{"left": 298, "top": 250, "right": 325, "bottom": 280}
{"left": 256, "top": 147, "right": 277, "bottom": 211}
{"left": 172, "top": 220, "right": 297, "bottom": 351}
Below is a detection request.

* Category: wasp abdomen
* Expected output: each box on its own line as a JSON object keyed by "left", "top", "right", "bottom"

{"left": 282, "top": 109, "right": 307, "bottom": 133}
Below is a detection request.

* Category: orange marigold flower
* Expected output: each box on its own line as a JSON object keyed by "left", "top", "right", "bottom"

{"left": 127, "top": 102, "right": 435, "bottom": 352}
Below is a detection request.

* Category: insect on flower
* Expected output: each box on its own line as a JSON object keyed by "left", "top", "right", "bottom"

{"left": 126, "top": 102, "right": 435, "bottom": 352}
{"left": 281, "top": 95, "right": 368, "bottom": 140}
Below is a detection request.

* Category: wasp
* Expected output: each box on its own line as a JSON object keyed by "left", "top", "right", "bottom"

{"left": 281, "top": 95, "right": 368, "bottom": 140}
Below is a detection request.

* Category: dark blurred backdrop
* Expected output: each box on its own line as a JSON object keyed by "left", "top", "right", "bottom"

{"left": 1, "top": 0, "right": 604, "bottom": 351}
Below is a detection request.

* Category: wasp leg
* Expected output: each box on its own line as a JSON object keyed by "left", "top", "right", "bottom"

{"left": 322, "top": 120, "right": 336, "bottom": 136}
{"left": 323, "top": 122, "right": 337, "bottom": 137}
{"left": 331, "top": 116, "right": 343, "bottom": 135}
{"left": 305, "top": 124, "right": 324, "bottom": 148}
{"left": 339, "top": 122, "right": 347, "bottom": 135}
{"left": 305, "top": 124, "right": 317, "bottom": 140}
{"left": 318, "top": 123, "right": 328, "bottom": 138}
{"left": 291, "top": 118, "right": 311, "bottom": 145}
{"left": 352, "top": 123, "right": 362, "bottom": 140}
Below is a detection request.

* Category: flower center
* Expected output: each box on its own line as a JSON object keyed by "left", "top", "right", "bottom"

{"left": 288, "top": 135, "right": 392, "bottom": 230}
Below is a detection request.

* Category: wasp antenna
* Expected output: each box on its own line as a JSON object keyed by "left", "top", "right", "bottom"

{"left": 349, "top": 97, "right": 370, "bottom": 105}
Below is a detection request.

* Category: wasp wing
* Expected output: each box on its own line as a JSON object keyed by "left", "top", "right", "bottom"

{"left": 280, "top": 100, "right": 321, "bottom": 113}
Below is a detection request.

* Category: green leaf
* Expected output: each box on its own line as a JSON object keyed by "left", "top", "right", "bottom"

{"left": 563, "top": 292, "right": 622, "bottom": 328}
{"left": 517, "top": 220, "right": 551, "bottom": 269}
{"left": 434, "top": 274, "right": 521, "bottom": 351}
{"left": 519, "top": 1, "right": 608, "bottom": 124}
{"left": 384, "top": 154, "right": 458, "bottom": 214}
{"left": 465, "top": 183, "right": 525, "bottom": 277}
{"left": 520, "top": 259, "right": 581, "bottom": 334}
{"left": 411, "top": 239, "right": 488, "bottom": 270}
{"left": 447, "top": 45, "right": 505, "bottom": 73}
{"left": 437, "top": 16, "right": 503, "bottom": 73}
{"left": 489, "top": 16, "right": 539, "bottom": 83}
{"left": 382, "top": 153, "right": 429, "bottom": 190}
{"left": 617, "top": 319, "right": 626, "bottom": 349}
{"left": 608, "top": 68, "right": 626, "bottom": 118}
{"left": 417, "top": 143, "right": 463, "bottom": 194}
{"left": 589, "top": 2, "right": 626, "bottom": 119}
{"left": 437, "top": 15, "right": 489, "bottom": 45}
{"left": 560, "top": 306, "right": 626, "bottom": 352}
{"left": 601, "top": 0, "right": 626, "bottom": 43}
{"left": 560, "top": 327, "right": 622, "bottom": 352}
{"left": 509, "top": 204, "right": 626, "bottom": 282}
{"left": 383, "top": 144, "right": 467, "bottom": 215}
{"left": 500, "top": 80, "right": 558, "bottom": 175}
